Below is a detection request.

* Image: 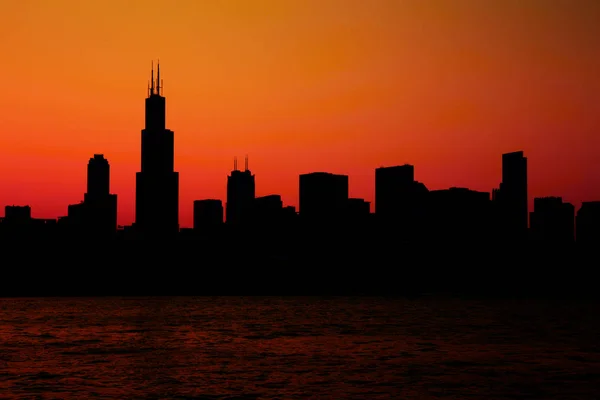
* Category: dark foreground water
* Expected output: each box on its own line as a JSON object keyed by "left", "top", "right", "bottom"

{"left": 0, "top": 297, "right": 599, "bottom": 399}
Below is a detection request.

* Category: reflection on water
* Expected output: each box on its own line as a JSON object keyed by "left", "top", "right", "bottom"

{"left": 1, "top": 296, "right": 599, "bottom": 399}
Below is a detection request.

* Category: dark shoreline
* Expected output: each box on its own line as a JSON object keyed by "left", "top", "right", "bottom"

{"left": 1, "top": 239, "right": 594, "bottom": 298}
{"left": 2, "top": 274, "right": 596, "bottom": 299}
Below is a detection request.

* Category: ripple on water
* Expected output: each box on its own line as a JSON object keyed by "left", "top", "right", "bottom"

{"left": 0, "top": 296, "right": 599, "bottom": 399}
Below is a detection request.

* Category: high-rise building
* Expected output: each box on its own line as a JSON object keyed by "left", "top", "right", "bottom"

{"left": 299, "top": 172, "right": 349, "bottom": 224}
{"left": 429, "top": 187, "right": 492, "bottom": 242}
{"left": 84, "top": 154, "right": 117, "bottom": 237}
{"left": 86, "top": 154, "right": 110, "bottom": 200}
{"left": 374, "top": 164, "right": 429, "bottom": 240}
{"left": 226, "top": 156, "right": 255, "bottom": 225}
{"left": 375, "top": 164, "right": 415, "bottom": 218}
{"left": 494, "top": 151, "right": 528, "bottom": 240}
{"left": 135, "top": 61, "right": 179, "bottom": 236}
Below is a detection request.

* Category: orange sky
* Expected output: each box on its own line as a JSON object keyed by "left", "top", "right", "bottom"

{"left": 1, "top": 0, "right": 599, "bottom": 227}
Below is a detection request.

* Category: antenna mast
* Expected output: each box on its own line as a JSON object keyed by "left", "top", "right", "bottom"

{"left": 245, "top": 155, "right": 248, "bottom": 171}
{"left": 150, "top": 61, "right": 155, "bottom": 96}
{"left": 234, "top": 156, "right": 237, "bottom": 171}
{"left": 157, "top": 59, "right": 161, "bottom": 96}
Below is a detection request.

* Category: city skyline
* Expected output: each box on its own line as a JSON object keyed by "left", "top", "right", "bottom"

{"left": 0, "top": 61, "right": 598, "bottom": 229}
{"left": 2, "top": 1, "right": 600, "bottom": 227}
{"left": 3, "top": 4, "right": 599, "bottom": 400}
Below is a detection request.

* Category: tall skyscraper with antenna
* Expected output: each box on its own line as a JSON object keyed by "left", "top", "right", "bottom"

{"left": 226, "top": 155, "right": 255, "bottom": 225}
{"left": 135, "top": 61, "right": 179, "bottom": 236}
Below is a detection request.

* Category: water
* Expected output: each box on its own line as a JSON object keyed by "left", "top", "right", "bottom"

{"left": 0, "top": 296, "right": 599, "bottom": 399}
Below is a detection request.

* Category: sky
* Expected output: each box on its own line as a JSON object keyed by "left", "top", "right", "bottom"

{"left": 1, "top": 0, "right": 599, "bottom": 227}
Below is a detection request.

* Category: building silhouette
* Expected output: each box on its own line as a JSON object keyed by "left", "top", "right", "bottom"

{"left": 375, "top": 164, "right": 414, "bottom": 217}
{"left": 429, "top": 187, "right": 492, "bottom": 242}
{"left": 575, "top": 201, "right": 600, "bottom": 243}
{"left": 135, "top": 61, "right": 179, "bottom": 237}
{"left": 84, "top": 155, "right": 118, "bottom": 237}
{"left": 252, "top": 194, "right": 283, "bottom": 227}
{"left": 299, "top": 172, "right": 349, "bottom": 226}
{"left": 87, "top": 154, "right": 110, "bottom": 198}
{"left": 66, "top": 202, "right": 85, "bottom": 231}
{"left": 226, "top": 156, "right": 255, "bottom": 226}
{"left": 63, "top": 154, "right": 117, "bottom": 238}
{"left": 374, "top": 164, "right": 428, "bottom": 241}
{"left": 193, "top": 199, "right": 223, "bottom": 232}
{"left": 1, "top": 205, "right": 59, "bottom": 239}
{"left": 2, "top": 61, "right": 599, "bottom": 298}
{"left": 282, "top": 206, "right": 298, "bottom": 225}
{"left": 4, "top": 205, "right": 31, "bottom": 223}
{"left": 494, "top": 151, "right": 528, "bottom": 241}
{"left": 2, "top": 205, "right": 32, "bottom": 237}
{"left": 1, "top": 61, "right": 599, "bottom": 271}
{"left": 347, "top": 198, "right": 370, "bottom": 217}
{"left": 530, "top": 197, "right": 575, "bottom": 242}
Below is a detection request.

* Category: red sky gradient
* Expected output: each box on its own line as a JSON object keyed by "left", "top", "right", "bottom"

{"left": 1, "top": 0, "right": 599, "bottom": 227}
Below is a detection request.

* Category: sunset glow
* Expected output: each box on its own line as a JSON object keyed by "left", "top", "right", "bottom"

{"left": 2, "top": 0, "right": 599, "bottom": 227}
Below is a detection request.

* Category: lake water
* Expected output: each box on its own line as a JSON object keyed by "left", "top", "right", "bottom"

{"left": 1, "top": 296, "right": 599, "bottom": 399}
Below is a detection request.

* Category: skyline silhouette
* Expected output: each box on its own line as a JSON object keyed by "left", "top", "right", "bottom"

{"left": 0, "top": 63, "right": 597, "bottom": 299}
{"left": 3, "top": 1, "right": 600, "bottom": 228}
{"left": 1, "top": 62, "right": 599, "bottom": 243}
{"left": 4, "top": 61, "right": 594, "bottom": 231}
{"left": 3, "top": 5, "right": 600, "bottom": 400}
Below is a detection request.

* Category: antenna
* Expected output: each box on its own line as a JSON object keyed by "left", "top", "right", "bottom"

{"left": 150, "top": 61, "right": 155, "bottom": 95}
{"left": 234, "top": 156, "right": 237, "bottom": 171}
{"left": 245, "top": 155, "right": 248, "bottom": 171}
{"left": 156, "top": 59, "right": 161, "bottom": 95}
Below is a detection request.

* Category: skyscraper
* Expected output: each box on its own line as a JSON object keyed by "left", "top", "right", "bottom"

{"left": 495, "top": 151, "right": 528, "bottom": 241}
{"left": 375, "top": 164, "right": 415, "bottom": 218}
{"left": 374, "top": 164, "right": 429, "bottom": 240}
{"left": 84, "top": 154, "right": 117, "bottom": 237}
{"left": 226, "top": 156, "right": 255, "bottom": 225}
{"left": 135, "top": 61, "right": 179, "bottom": 236}
{"left": 299, "top": 172, "right": 349, "bottom": 223}
{"left": 86, "top": 154, "right": 110, "bottom": 200}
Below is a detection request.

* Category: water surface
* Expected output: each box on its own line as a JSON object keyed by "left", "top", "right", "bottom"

{"left": 1, "top": 296, "right": 599, "bottom": 399}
